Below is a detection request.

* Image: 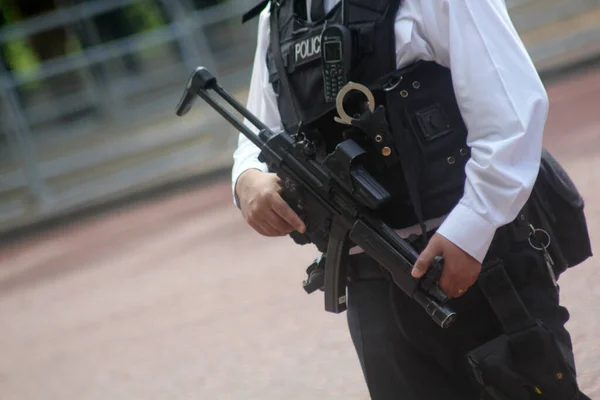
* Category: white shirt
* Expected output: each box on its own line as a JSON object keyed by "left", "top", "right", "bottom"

{"left": 231, "top": 0, "right": 549, "bottom": 263}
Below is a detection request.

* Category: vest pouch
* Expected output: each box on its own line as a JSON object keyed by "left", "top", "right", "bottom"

{"left": 530, "top": 149, "right": 592, "bottom": 271}
{"left": 382, "top": 62, "right": 470, "bottom": 219}
{"left": 266, "top": 26, "right": 334, "bottom": 128}
{"left": 467, "top": 321, "right": 580, "bottom": 400}
{"left": 468, "top": 259, "right": 580, "bottom": 400}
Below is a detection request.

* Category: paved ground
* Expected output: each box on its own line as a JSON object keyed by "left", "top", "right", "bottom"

{"left": 0, "top": 65, "right": 599, "bottom": 399}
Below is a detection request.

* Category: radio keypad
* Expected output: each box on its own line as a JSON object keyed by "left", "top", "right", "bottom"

{"left": 324, "top": 64, "right": 346, "bottom": 103}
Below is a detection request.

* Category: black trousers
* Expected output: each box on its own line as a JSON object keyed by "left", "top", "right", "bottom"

{"left": 346, "top": 242, "right": 589, "bottom": 399}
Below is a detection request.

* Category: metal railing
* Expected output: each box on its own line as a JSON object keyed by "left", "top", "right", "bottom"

{"left": 1, "top": 0, "right": 600, "bottom": 234}
{"left": 0, "top": 0, "right": 259, "bottom": 232}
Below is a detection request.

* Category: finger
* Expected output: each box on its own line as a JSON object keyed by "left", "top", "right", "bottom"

{"left": 263, "top": 212, "right": 295, "bottom": 235}
{"left": 412, "top": 246, "right": 437, "bottom": 278}
{"left": 246, "top": 209, "right": 285, "bottom": 237}
{"left": 438, "top": 272, "right": 464, "bottom": 299}
{"left": 248, "top": 219, "right": 273, "bottom": 237}
{"left": 270, "top": 195, "right": 307, "bottom": 233}
{"left": 438, "top": 267, "right": 456, "bottom": 298}
{"left": 244, "top": 199, "right": 290, "bottom": 235}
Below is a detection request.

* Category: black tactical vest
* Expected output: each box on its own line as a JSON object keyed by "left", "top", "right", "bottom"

{"left": 245, "top": 0, "right": 471, "bottom": 231}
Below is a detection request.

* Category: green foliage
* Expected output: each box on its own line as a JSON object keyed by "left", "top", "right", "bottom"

{"left": 0, "top": 4, "right": 40, "bottom": 82}
{"left": 124, "top": 1, "right": 168, "bottom": 33}
{"left": 3, "top": 40, "right": 39, "bottom": 74}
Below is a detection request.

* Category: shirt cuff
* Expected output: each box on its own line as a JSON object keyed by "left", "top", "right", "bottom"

{"left": 435, "top": 203, "right": 497, "bottom": 263}
{"left": 232, "top": 162, "right": 269, "bottom": 208}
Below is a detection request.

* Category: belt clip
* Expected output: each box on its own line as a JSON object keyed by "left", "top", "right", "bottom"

{"left": 528, "top": 224, "right": 558, "bottom": 288}
{"left": 382, "top": 75, "right": 403, "bottom": 92}
{"left": 528, "top": 224, "right": 551, "bottom": 251}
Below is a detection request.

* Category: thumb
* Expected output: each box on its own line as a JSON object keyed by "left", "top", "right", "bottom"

{"left": 412, "top": 246, "right": 436, "bottom": 278}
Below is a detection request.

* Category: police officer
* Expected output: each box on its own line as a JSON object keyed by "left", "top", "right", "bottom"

{"left": 231, "top": 0, "right": 591, "bottom": 398}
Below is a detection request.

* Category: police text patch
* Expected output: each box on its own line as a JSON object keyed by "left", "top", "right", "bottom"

{"left": 293, "top": 34, "right": 322, "bottom": 66}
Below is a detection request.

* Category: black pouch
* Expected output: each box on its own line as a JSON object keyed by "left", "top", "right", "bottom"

{"left": 467, "top": 260, "right": 580, "bottom": 400}
{"left": 468, "top": 324, "right": 579, "bottom": 400}
{"left": 529, "top": 149, "right": 592, "bottom": 272}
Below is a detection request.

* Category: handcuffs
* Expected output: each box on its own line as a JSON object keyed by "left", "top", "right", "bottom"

{"left": 333, "top": 81, "right": 375, "bottom": 126}
{"left": 333, "top": 82, "right": 396, "bottom": 160}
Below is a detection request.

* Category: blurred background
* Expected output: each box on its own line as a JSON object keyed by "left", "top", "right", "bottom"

{"left": 0, "top": 0, "right": 257, "bottom": 231}
{"left": 0, "top": 0, "right": 599, "bottom": 399}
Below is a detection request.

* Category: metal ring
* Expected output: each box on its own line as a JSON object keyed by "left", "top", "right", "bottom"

{"left": 333, "top": 82, "right": 376, "bottom": 126}
{"left": 383, "top": 76, "right": 403, "bottom": 92}
{"left": 528, "top": 228, "right": 551, "bottom": 251}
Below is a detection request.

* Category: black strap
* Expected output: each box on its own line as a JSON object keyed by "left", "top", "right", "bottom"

{"left": 242, "top": 0, "right": 270, "bottom": 24}
{"left": 310, "top": 0, "right": 325, "bottom": 21}
{"left": 383, "top": 91, "right": 429, "bottom": 245}
{"left": 270, "top": 1, "right": 303, "bottom": 131}
{"left": 478, "top": 259, "right": 537, "bottom": 335}
{"left": 530, "top": 184, "right": 569, "bottom": 269}
{"left": 400, "top": 123, "right": 428, "bottom": 246}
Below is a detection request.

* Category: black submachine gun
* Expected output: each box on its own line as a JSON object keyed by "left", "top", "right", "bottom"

{"left": 175, "top": 67, "right": 456, "bottom": 328}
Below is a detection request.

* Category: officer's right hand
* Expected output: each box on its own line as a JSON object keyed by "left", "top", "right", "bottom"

{"left": 236, "top": 169, "right": 306, "bottom": 237}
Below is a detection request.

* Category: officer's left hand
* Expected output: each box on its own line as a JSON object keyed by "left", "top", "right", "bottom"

{"left": 411, "top": 233, "right": 481, "bottom": 299}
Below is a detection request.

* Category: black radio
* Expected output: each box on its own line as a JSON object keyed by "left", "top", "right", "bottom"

{"left": 321, "top": 24, "right": 352, "bottom": 103}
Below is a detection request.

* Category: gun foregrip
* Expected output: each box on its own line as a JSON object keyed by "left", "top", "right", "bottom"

{"left": 422, "top": 256, "right": 449, "bottom": 304}
{"left": 349, "top": 220, "right": 419, "bottom": 295}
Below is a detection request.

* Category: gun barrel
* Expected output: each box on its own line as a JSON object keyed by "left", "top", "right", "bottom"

{"left": 413, "top": 291, "right": 457, "bottom": 328}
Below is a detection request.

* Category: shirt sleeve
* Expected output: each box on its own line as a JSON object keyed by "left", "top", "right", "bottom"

{"left": 419, "top": 0, "right": 549, "bottom": 262}
{"left": 231, "top": 9, "right": 282, "bottom": 208}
